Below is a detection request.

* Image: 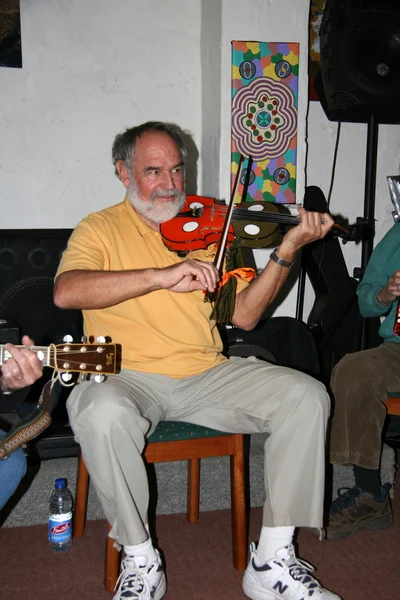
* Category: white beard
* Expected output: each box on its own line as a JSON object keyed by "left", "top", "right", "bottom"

{"left": 128, "top": 185, "right": 186, "bottom": 224}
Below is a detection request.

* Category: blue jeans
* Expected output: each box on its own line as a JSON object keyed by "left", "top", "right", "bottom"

{"left": 0, "top": 429, "right": 27, "bottom": 510}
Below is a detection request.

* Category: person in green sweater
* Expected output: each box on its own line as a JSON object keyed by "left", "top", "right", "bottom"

{"left": 324, "top": 221, "right": 400, "bottom": 539}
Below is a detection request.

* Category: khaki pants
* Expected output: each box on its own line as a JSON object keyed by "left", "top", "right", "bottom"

{"left": 330, "top": 342, "right": 400, "bottom": 470}
{"left": 67, "top": 356, "right": 330, "bottom": 546}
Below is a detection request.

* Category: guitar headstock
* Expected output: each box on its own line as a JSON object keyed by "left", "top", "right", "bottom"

{"left": 51, "top": 342, "right": 122, "bottom": 376}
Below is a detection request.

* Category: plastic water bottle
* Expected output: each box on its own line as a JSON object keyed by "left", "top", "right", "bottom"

{"left": 48, "top": 478, "right": 73, "bottom": 552}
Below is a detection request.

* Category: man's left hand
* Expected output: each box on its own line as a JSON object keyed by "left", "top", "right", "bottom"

{"left": 281, "top": 207, "right": 334, "bottom": 254}
{"left": 0, "top": 336, "right": 44, "bottom": 393}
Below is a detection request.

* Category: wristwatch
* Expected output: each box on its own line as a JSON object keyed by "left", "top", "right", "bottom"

{"left": 270, "top": 247, "right": 295, "bottom": 269}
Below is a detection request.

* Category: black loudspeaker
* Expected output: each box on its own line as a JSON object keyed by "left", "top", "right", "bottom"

{"left": 316, "top": 0, "right": 400, "bottom": 124}
{"left": 0, "top": 230, "right": 83, "bottom": 419}
{"left": 0, "top": 229, "right": 82, "bottom": 347}
{"left": 0, "top": 320, "right": 19, "bottom": 344}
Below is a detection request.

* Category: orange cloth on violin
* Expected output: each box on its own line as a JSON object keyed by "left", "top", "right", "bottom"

{"left": 218, "top": 267, "right": 256, "bottom": 290}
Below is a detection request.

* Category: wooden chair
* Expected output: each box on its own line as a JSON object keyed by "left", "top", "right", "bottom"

{"left": 385, "top": 394, "right": 400, "bottom": 416}
{"left": 74, "top": 421, "right": 248, "bottom": 592}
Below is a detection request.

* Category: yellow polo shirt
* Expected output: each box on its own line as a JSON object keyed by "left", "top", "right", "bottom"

{"left": 56, "top": 197, "right": 249, "bottom": 378}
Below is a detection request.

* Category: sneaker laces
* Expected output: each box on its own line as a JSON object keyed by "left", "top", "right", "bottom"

{"left": 330, "top": 486, "right": 362, "bottom": 515}
{"left": 280, "top": 546, "right": 321, "bottom": 596}
{"left": 114, "top": 555, "right": 153, "bottom": 599}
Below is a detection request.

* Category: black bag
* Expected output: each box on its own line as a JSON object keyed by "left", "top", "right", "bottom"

{"left": 219, "top": 316, "right": 321, "bottom": 377}
{"left": 259, "top": 317, "right": 321, "bottom": 377}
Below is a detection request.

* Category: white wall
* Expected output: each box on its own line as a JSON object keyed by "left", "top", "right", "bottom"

{"left": 1, "top": 0, "right": 400, "bottom": 319}
{"left": 0, "top": 0, "right": 203, "bottom": 227}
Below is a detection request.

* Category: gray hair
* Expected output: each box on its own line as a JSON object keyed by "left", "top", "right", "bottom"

{"left": 112, "top": 121, "right": 187, "bottom": 179}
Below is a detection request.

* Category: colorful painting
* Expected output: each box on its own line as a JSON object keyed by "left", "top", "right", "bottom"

{"left": 231, "top": 41, "right": 299, "bottom": 204}
{"left": 0, "top": 0, "right": 22, "bottom": 69}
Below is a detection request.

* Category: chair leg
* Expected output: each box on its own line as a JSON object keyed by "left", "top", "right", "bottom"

{"left": 230, "top": 435, "right": 248, "bottom": 571}
{"left": 187, "top": 458, "right": 200, "bottom": 523}
{"left": 105, "top": 523, "right": 121, "bottom": 592}
{"left": 74, "top": 449, "right": 89, "bottom": 538}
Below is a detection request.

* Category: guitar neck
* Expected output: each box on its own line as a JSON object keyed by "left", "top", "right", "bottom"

{"left": 0, "top": 345, "right": 50, "bottom": 367}
{"left": 0, "top": 342, "right": 122, "bottom": 376}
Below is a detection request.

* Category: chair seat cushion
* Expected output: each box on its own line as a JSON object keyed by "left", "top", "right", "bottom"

{"left": 147, "top": 421, "right": 231, "bottom": 443}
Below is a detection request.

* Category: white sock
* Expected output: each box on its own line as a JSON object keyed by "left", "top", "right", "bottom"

{"left": 124, "top": 536, "right": 158, "bottom": 564}
{"left": 255, "top": 526, "right": 295, "bottom": 563}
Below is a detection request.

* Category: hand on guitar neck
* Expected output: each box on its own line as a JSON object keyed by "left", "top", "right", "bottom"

{"left": 0, "top": 336, "right": 122, "bottom": 462}
{"left": 0, "top": 336, "right": 122, "bottom": 393}
{"left": 0, "top": 335, "right": 43, "bottom": 394}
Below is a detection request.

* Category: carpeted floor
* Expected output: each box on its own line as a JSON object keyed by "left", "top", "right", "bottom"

{"left": 1, "top": 490, "right": 399, "bottom": 600}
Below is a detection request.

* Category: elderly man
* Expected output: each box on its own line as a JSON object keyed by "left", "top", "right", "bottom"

{"left": 54, "top": 121, "right": 341, "bottom": 600}
{"left": 0, "top": 336, "right": 44, "bottom": 510}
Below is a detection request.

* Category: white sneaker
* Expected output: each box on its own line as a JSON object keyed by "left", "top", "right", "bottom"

{"left": 243, "top": 542, "right": 342, "bottom": 600}
{"left": 113, "top": 549, "right": 166, "bottom": 600}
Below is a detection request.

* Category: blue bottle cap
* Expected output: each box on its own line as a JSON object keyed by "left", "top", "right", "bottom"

{"left": 55, "top": 478, "right": 67, "bottom": 489}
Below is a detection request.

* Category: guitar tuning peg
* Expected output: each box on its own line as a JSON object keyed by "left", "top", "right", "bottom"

{"left": 63, "top": 334, "right": 73, "bottom": 343}
{"left": 89, "top": 336, "right": 94, "bottom": 343}
{"left": 79, "top": 373, "right": 90, "bottom": 382}
{"left": 96, "top": 336, "right": 106, "bottom": 344}
{"left": 92, "top": 374, "right": 107, "bottom": 383}
{"left": 61, "top": 372, "right": 73, "bottom": 382}
{"left": 81, "top": 335, "right": 88, "bottom": 343}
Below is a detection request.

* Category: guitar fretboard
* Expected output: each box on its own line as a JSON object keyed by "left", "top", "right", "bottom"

{"left": 0, "top": 345, "right": 51, "bottom": 367}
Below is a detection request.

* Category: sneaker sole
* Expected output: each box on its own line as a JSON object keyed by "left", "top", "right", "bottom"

{"left": 325, "top": 511, "right": 393, "bottom": 540}
{"left": 242, "top": 572, "right": 280, "bottom": 600}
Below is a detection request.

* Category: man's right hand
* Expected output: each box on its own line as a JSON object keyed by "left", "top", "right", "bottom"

{"left": 377, "top": 270, "right": 400, "bottom": 306}
{"left": 154, "top": 259, "right": 220, "bottom": 294}
{"left": 54, "top": 261, "right": 220, "bottom": 310}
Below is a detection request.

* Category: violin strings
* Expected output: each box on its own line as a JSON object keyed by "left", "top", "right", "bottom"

{"left": 49, "top": 349, "right": 107, "bottom": 368}
{"left": 230, "top": 209, "right": 298, "bottom": 224}
{"left": 182, "top": 206, "right": 298, "bottom": 224}
{"left": 177, "top": 207, "right": 346, "bottom": 237}
{"left": 184, "top": 207, "right": 342, "bottom": 229}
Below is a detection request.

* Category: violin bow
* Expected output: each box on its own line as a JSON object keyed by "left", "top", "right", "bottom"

{"left": 241, "top": 155, "right": 253, "bottom": 204}
{"left": 204, "top": 154, "right": 244, "bottom": 302}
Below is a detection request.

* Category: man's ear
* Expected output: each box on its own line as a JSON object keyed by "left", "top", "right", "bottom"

{"left": 115, "top": 160, "right": 131, "bottom": 189}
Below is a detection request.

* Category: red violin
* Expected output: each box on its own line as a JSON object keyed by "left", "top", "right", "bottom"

{"left": 160, "top": 195, "right": 350, "bottom": 254}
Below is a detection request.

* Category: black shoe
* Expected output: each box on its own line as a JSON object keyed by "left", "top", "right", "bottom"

{"left": 322, "top": 483, "right": 393, "bottom": 540}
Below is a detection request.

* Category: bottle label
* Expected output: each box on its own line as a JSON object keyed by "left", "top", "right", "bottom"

{"left": 48, "top": 512, "right": 72, "bottom": 544}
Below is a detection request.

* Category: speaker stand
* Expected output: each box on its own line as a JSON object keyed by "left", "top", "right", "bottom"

{"left": 358, "top": 114, "right": 379, "bottom": 350}
{"left": 361, "top": 114, "right": 379, "bottom": 271}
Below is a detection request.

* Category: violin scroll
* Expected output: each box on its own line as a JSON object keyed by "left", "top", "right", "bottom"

{"left": 338, "top": 218, "right": 374, "bottom": 244}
